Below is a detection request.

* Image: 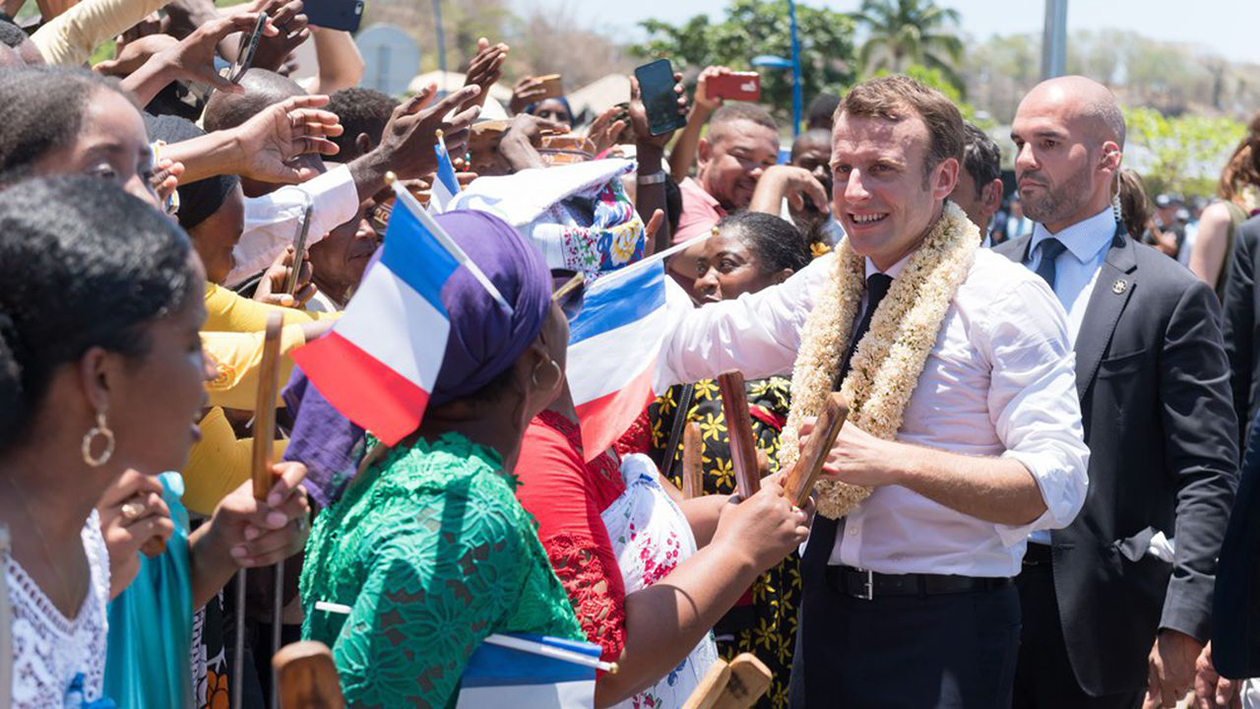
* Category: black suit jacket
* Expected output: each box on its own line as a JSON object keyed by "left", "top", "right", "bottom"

{"left": 1214, "top": 214, "right": 1260, "bottom": 677}
{"left": 1221, "top": 214, "right": 1260, "bottom": 446}
{"left": 995, "top": 231, "right": 1238, "bottom": 696}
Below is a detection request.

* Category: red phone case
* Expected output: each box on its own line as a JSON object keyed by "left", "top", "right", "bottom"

{"left": 709, "top": 72, "right": 762, "bottom": 102}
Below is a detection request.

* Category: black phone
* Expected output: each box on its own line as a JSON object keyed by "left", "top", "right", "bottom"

{"left": 304, "top": 0, "right": 365, "bottom": 33}
{"left": 228, "top": 12, "right": 268, "bottom": 84}
{"left": 634, "top": 59, "right": 686, "bottom": 136}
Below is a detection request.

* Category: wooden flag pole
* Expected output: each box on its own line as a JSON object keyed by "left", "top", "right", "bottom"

{"left": 273, "top": 641, "right": 345, "bottom": 709}
{"left": 716, "top": 371, "right": 760, "bottom": 499}
{"left": 235, "top": 312, "right": 285, "bottom": 709}
{"left": 781, "top": 393, "right": 849, "bottom": 508}
{"left": 681, "top": 422, "right": 703, "bottom": 499}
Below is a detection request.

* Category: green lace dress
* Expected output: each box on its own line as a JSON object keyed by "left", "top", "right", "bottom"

{"left": 299, "top": 431, "right": 583, "bottom": 708}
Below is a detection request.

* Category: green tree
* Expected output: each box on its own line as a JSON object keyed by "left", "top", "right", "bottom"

{"left": 853, "top": 0, "right": 964, "bottom": 90}
{"left": 1123, "top": 106, "right": 1245, "bottom": 198}
{"left": 632, "top": 0, "right": 856, "bottom": 129}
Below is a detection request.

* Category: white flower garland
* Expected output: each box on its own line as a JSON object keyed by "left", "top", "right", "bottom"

{"left": 778, "top": 201, "right": 979, "bottom": 519}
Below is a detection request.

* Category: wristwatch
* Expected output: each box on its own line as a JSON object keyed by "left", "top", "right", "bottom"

{"left": 637, "top": 171, "right": 667, "bottom": 185}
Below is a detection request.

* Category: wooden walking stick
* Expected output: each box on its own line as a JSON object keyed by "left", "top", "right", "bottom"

{"left": 781, "top": 393, "right": 850, "bottom": 508}
{"left": 712, "top": 654, "right": 772, "bottom": 709}
{"left": 234, "top": 312, "right": 286, "bottom": 709}
{"left": 681, "top": 659, "right": 732, "bottom": 709}
{"left": 716, "top": 371, "right": 761, "bottom": 499}
{"left": 273, "top": 641, "right": 345, "bottom": 709}
{"left": 681, "top": 422, "right": 703, "bottom": 499}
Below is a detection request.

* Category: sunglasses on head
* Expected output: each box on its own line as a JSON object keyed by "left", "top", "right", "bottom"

{"left": 551, "top": 269, "right": 585, "bottom": 321}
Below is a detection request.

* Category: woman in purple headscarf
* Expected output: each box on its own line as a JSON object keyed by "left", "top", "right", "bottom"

{"left": 298, "top": 210, "right": 585, "bottom": 708}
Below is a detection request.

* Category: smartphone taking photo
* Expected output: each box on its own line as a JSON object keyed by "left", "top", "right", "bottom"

{"left": 634, "top": 59, "right": 686, "bottom": 136}
{"left": 708, "top": 71, "right": 762, "bottom": 102}
{"left": 228, "top": 12, "right": 269, "bottom": 84}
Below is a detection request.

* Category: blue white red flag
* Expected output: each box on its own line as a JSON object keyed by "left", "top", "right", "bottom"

{"left": 456, "top": 634, "right": 602, "bottom": 709}
{"left": 566, "top": 260, "right": 689, "bottom": 459}
{"left": 430, "top": 132, "right": 461, "bottom": 214}
{"left": 289, "top": 187, "right": 504, "bottom": 446}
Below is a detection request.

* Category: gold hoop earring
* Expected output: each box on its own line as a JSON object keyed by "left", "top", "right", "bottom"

{"left": 81, "top": 411, "right": 115, "bottom": 467}
{"left": 531, "top": 359, "right": 562, "bottom": 389}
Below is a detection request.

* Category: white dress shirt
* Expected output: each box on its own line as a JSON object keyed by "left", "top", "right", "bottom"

{"left": 660, "top": 247, "right": 1090, "bottom": 577}
{"left": 228, "top": 164, "right": 362, "bottom": 286}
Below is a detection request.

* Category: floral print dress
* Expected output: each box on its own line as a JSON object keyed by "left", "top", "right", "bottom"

{"left": 647, "top": 377, "right": 802, "bottom": 709}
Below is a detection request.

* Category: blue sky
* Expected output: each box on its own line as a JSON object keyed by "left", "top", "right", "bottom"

{"left": 534, "top": 0, "right": 1260, "bottom": 65}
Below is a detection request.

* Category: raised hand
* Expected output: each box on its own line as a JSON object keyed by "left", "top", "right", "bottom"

{"left": 372, "top": 83, "right": 482, "bottom": 180}
{"left": 461, "top": 37, "right": 509, "bottom": 112}
{"left": 509, "top": 75, "right": 550, "bottom": 115}
{"left": 246, "top": 0, "right": 311, "bottom": 73}
{"left": 584, "top": 106, "right": 628, "bottom": 156}
{"left": 628, "top": 72, "right": 688, "bottom": 150}
{"left": 232, "top": 94, "right": 343, "bottom": 184}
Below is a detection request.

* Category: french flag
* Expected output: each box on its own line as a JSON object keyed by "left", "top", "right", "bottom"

{"left": 567, "top": 260, "right": 683, "bottom": 459}
{"left": 429, "top": 133, "right": 461, "bottom": 214}
{"left": 290, "top": 190, "right": 456, "bottom": 446}
{"left": 457, "top": 634, "right": 601, "bottom": 709}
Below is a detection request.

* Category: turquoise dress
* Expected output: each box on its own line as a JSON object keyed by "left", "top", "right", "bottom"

{"left": 300, "top": 432, "right": 583, "bottom": 708}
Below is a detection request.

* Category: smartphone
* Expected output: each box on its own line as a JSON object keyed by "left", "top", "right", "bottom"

{"left": 634, "top": 59, "right": 686, "bottom": 136}
{"left": 228, "top": 12, "right": 269, "bottom": 84}
{"left": 709, "top": 71, "right": 761, "bottom": 102}
{"left": 303, "top": 0, "right": 365, "bottom": 33}
{"left": 283, "top": 195, "right": 314, "bottom": 296}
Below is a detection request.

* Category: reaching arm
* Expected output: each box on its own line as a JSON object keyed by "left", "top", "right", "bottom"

{"left": 1189, "top": 203, "right": 1234, "bottom": 291}
{"left": 301, "top": 27, "right": 364, "bottom": 95}
{"left": 667, "top": 66, "right": 727, "bottom": 183}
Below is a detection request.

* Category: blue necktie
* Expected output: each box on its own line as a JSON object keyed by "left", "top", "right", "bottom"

{"left": 1034, "top": 237, "right": 1067, "bottom": 290}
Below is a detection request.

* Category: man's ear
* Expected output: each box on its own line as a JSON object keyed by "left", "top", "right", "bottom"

{"left": 1100, "top": 140, "right": 1122, "bottom": 173}
{"left": 932, "top": 157, "right": 960, "bottom": 200}
{"left": 354, "top": 133, "right": 374, "bottom": 160}
{"left": 697, "top": 136, "right": 713, "bottom": 170}
{"left": 983, "top": 178, "right": 1004, "bottom": 216}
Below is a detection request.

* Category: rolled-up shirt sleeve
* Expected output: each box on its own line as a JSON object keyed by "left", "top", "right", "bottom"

{"left": 229, "top": 164, "right": 361, "bottom": 286}
{"left": 657, "top": 252, "right": 832, "bottom": 387}
{"left": 980, "top": 277, "right": 1090, "bottom": 545}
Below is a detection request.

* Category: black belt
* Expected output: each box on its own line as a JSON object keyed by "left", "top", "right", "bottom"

{"left": 823, "top": 565, "right": 1012, "bottom": 600}
{"left": 1022, "top": 542, "right": 1052, "bottom": 566}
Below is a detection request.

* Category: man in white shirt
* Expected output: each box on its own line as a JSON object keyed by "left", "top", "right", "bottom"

{"left": 659, "top": 75, "right": 1089, "bottom": 708}
{"left": 995, "top": 76, "right": 1238, "bottom": 709}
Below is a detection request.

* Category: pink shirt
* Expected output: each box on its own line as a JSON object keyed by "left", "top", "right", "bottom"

{"left": 675, "top": 177, "right": 726, "bottom": 244}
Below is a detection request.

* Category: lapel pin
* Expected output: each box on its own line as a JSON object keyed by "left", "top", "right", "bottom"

{"left": 1112, "top": 279, "right": 1128, "bottom": 294}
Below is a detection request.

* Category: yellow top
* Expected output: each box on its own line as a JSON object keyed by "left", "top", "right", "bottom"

{"left": 203, "top": 282, "right": 337, "bottom": 334}
{"left": 202, "top": 326, "right": 307, "bottom": 410}
{"left": 182, "top": 406, "right": 287, "bottom": 516}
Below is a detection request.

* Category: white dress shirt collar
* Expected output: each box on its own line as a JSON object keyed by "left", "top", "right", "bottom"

{"left": 1029, "top": 206, "right": 1116, "bottom": 264}
{"left": 864, "top": 253, "right": 912, "bottom": 280}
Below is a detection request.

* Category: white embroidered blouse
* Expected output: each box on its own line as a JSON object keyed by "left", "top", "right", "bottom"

{"left": 4, "top": 510, "right": 110, "bottom": 708}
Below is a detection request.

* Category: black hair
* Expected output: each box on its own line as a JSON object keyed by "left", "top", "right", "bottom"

{"left": 325, "top": 87, "right": 399, "bottom": 160}
{"left": 960, "top": 121, "right": 1001, "bottom": 198}
{"left": 202, "top": 68, "right": 305, "bottom": 132}
{"left": 144, "top": 114, "right": 241, "bottom": 229}
{"left": 717, "top": 211, "right": 810, "bottom": 275}
{"left": 0, "top": 66, "right": 138, "bottom": 185}
{"left": 0, "top": 176, "right": 196, "bottom": 453}
{"left": 710, "top": 102, "right": 778, "bottom": 134}
{"left": 806, "top": 93, "right": 841, "bottom": 131}
{"left": 0, "top": 11, "right": 27, "bottom": 48}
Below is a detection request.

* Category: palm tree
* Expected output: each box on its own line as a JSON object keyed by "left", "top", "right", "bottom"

{"left": 853, "top": 0, "right": 965, "bottom": 89}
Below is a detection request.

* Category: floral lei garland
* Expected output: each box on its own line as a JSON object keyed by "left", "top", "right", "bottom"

{"left": 778, "top": 201, "right": 979, "bottom": 519}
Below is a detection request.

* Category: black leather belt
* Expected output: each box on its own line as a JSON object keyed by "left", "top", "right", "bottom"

{"left": 824, "top": 565, "right": 1013, "bottom": 600}
{"left": 1022, "top": 542, "right": 1052, "bottom": 566}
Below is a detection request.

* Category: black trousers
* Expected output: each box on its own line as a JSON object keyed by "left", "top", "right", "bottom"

{"left": 1012, "top": 558, "right": 1143, "bottom": 709}
{"left": 787, "top": 568, "right": 1021, "bottom": 708}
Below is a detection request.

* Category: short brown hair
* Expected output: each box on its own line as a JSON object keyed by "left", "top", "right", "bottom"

{"left": 835, "top": 75, "right": 964, "bottom": 179}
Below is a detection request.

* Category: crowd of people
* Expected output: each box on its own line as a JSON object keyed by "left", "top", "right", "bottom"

{"left": 2, "top": 1, "right": 1260, "bottom": 708}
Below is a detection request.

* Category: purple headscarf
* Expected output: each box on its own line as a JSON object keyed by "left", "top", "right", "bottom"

{"left": 284, "top": 209, "right": 551, "bottom": 506}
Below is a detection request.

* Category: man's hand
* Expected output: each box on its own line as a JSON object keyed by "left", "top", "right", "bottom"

{"left": 628, "top": 73, "right": 688, "bottom": 151}
{"left": 98, "top": 469, "right": 176, "bottom": 599}
{"left": 372, "top": 83, "right": 482, "bottom": 180}
{"left": 461, "top": 38, "right": 508, "bottom": 112}
{"left": 584, "top": 106, "right": 628, "bottom": 156}
{"left": 231, "top": 94, "right": 343, "bottom": 184}
{"left": 693, "top": 65, "right": 733, "bottom": 114}
{"left": 95, "top": 33, "right": 177, "bottom": 78}
{"left": 1192, "top": 642, "right": 1243, "bottom": 709}
{"left": 254, "top": 245, "right": 315, "bottom": 307}
{"left": 155, "top": 13, "right": 281, "bottom": 94}
{"left": 749, "top": 164, "right": 830, "bottom": 215}
{"left": 509, "top": 75, "right": 550, "bottom": 115}
{"left": 1146, "top": 629, "right": 1206, "bottom": 709}
{"left": 800, "top": 417, "right": 902, "bottom": 488}
{"left": 245, "top": 0, "right": 311, "bottom": 74}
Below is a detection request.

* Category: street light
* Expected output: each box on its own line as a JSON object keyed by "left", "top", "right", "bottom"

{"left": 750, "top": 0, "right": 804, "bottom": 136}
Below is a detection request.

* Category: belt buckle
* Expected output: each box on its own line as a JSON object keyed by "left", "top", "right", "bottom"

{"left": 856, "top": 568, "right": 874, "bottom": 601}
